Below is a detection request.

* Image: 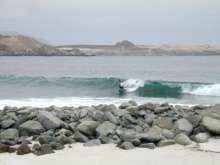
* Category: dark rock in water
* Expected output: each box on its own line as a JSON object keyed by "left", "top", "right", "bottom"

{"left": 174, "top": 118, "right": 193, "bottom": 135}
{"left": 194, "top": 133, "right": 209, "bottom": 143}
{"left": 37, "top": 111, "right": 64, "bottom": 130}
{"left": 0, "top": 143, "right": 10, "bottom": 153}
{"left": 50, "top": 142, "right": 65, "bottom": 150}
{"left": 119, "top": 142, "right": 135, "bottom": 150}
{"left": 33, "top": 144, "right": 54, "bottom": 156}
{"left": 74, "top": 131, "right": 89, "bottom": 142}
{"left": 138, "top": 143, "right": 156, "bottom": 149}
{"left": 19, "top": 120, "right": 45, "bottom": 136}
{"left": 96, "top": 121, "right": 116, "bottom": 137}
{"left": 16, "top": 144, "right": 31, "bottom": 155}
{"left": 1, "top": 119, "right": 15, "bottom": 129}
{"left": 77, "top": 120, "right": 99, "bottom": 136}
{"left": 0, "top": 128, "right": 18, "bottom": 141}
{"left": 83, "top": 139, "right": 101, "bottom": 147}
{"left": 175, "top": 133, "right": 192, "bottom": 146}
{"left": 158, "top": 140, "right": 175, "bottom": 147}
{"left": 201, "top": 116, "right": 220, "bottom": 134}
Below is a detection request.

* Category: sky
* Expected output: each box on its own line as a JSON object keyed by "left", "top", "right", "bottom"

{"left": 0, "top": 0, "right": 219, "bottom": 45}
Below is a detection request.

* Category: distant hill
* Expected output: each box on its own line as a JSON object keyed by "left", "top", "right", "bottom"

{"left": 0, "top": 34, "right": 83, "bottom": 56}
{"left": 58, "top": 40, "right": 220, "bottom": 56}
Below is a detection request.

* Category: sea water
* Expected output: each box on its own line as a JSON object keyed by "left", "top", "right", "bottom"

{"left": 0, "top": 56, "right": 220, "bottom": 108}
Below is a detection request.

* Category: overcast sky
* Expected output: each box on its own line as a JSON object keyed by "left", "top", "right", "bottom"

{"left": 0, "top": 0, "right": 219, "bottom": 45}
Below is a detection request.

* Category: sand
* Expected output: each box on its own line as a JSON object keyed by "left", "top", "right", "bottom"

{"left": 0, "top": 139, "right": 220, "bottom": 165}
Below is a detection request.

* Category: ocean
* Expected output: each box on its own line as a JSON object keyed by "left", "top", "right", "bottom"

{"left": 0, "top": 56, "right": 220, "bottom": 108}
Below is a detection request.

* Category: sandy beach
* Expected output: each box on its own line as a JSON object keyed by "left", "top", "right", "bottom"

{"left": 1, "top": 139, "right": 220, "bottom": 165}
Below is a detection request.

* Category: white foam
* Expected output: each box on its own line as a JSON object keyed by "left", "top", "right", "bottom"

{"left": 185, "top": 84, "right": 220, "bottom": 97}
{"left": 120, "top": 79, "right": 144, "bottom": 92}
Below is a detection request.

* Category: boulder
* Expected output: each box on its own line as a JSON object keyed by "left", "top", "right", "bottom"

{"left": 138, "top": 126, "right": 163, "bottom": 143}
{"left": 38, "top": 135, "right": 54, "bottom": 145}
{"left": 77, "top": 120, "right": 99, "bottom": 136}
{"left": 201, "top": 116, "right": 220, "bottom": 134}
{"left": 194, "top": 133, "right": 209, "bottom": 143}
{"left": 162, "top": 129, "right": 175, "bottom": 139}
{"left": 138, "top": 143, "right": 156, "bottom": 149}
{"left": 119, "top": 142, "right": 135, "bottom": 150}
{"left": 38, "top": 111, "right": 64, "bottom": 130}
{"left": 1, "top": 119, "right": 15, "bottom": 129}
{"left": 0, "top": 143, "right": 9, "bottom": 153}
{"left": 158, "top": 140, "right": 175, "bottom": 147}
{"left": 74, "top": 131, "right": 89, "bottom": 142}
{"left": 83, "top": 139, "right": 101, "bottom": 147}
{"left": 19, "top": 120, "right": 45, "bottom": 136}
{"left": 16, "top": 144, "right": 31, "bottom": 155}
{"left": 96, "top": 121, "right": 116, "bottom": 137}
{"left": 104, "top": 112, "right": 118, "bottom": 124}
{"left": 154, "top": 106, "right": 170, "bottom": 113}
{"left": 50, "top": 142, "right": 65, "bottom": 150}
{"left": 154, "top": 117, "right": 173, "bottom": 129}
{"left": 175, "top": 133, "right": 192, "bottom": 146}
{"left": 174, "top": 118, "right": 193, "bottom": 135}
{"left": 0, "top": 128, "right": 18, "bottom": 140}
{"left": 33, "top": 144, "right": 54, "bottom": 156}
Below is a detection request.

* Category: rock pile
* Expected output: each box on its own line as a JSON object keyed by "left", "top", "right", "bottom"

{"left": 0, "top": 102, "right": 220, "bottom": 156}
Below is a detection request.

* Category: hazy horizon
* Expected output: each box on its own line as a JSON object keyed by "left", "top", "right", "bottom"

{"left": 0, "top": 0, "right": 220, "bottom": 45}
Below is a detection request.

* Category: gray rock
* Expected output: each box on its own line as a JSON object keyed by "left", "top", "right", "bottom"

{"left": 119, "top": 142, "right": 135, "bottom": 150}
{"left": 77, "top": 120, "right": 99, "bottom": 136}
{"left": 154, "top": 117, "right": 173, "bottom": 129}
{"left": 69, "top": 122, "right": 77, "bottom": 132}
{"left": 175, "top": 133, "right": 192, "bottom": 146}
{"left": 175, "top": 118, "right": 193, "bottom": 135}
{"left": 158, "top": 140, "right": 175, "bottom": 147}
{"left": 119, "top": 102, "right": 132, "bottom": 109}
{"left": 0, "top": 143, "right": 9, "bottom": 153}
{"left": 38, "top": 111, "right": 64, "bottom": 130}
{"left": 154, "top": 106, "right": 170, "bottom": 113}
{"left": 56, "top": 135, "right": 73, "bottom": 145}
{"left": 16, "top": 144, "right": 31, "bottom": 155}
{"left": 96, "top": 121, "right": 116, "bottom": 137}
{"left": 194, "top": 133, "right": 209, "bottom": 143}
{"left": 1, "top": 119, "right": 15, "bottom": 129}
{"left": 50, "top": 142, "right": 65, "bottom": 150}
{"left": 38, "top": 135, "right": 53, "bottom": 145}
{"left": 83, "top": 139, "right": 101, "bottom": 147}
{"left": 33, "top": 144, "right": 54, "bottom": 156}
{"left": 92, "top": 111, "right": 105, "bottom": 121}
{"left": 162, "top": 129, "right": 175, "bottom": 139}
{"left": 0, "top": 128, "right": 18, "bottom": 140}
{"left": 138, "top": 126, "right": 163, "bottom": 142}
{"left": 139, "top": 143, "right": 156, "bottom": 149}
{"left": 118, "top": 130, "right": 137, "bottom": 142}
{"left": 74, "top": 131, "right": 89, "bottom": 142}
{"left": 201, "top": 116, "right": 220, "bottom": 134}
{"left": 104, "top": 111, "right": 118, "bottom": 124}
{"left": 19, "top": 120, "right": 45, "bottom": 136}
{"left": 144, "top": 114, "right": 155, "bottom": 125}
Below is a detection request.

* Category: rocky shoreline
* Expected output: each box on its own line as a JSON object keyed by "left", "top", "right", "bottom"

{"left": 0, "top": 101, "right": 220, "bottom": 156}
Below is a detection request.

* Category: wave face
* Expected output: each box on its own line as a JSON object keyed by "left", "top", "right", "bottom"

{"left": 0, "top": 75, "right": 219, "bottom": 99}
